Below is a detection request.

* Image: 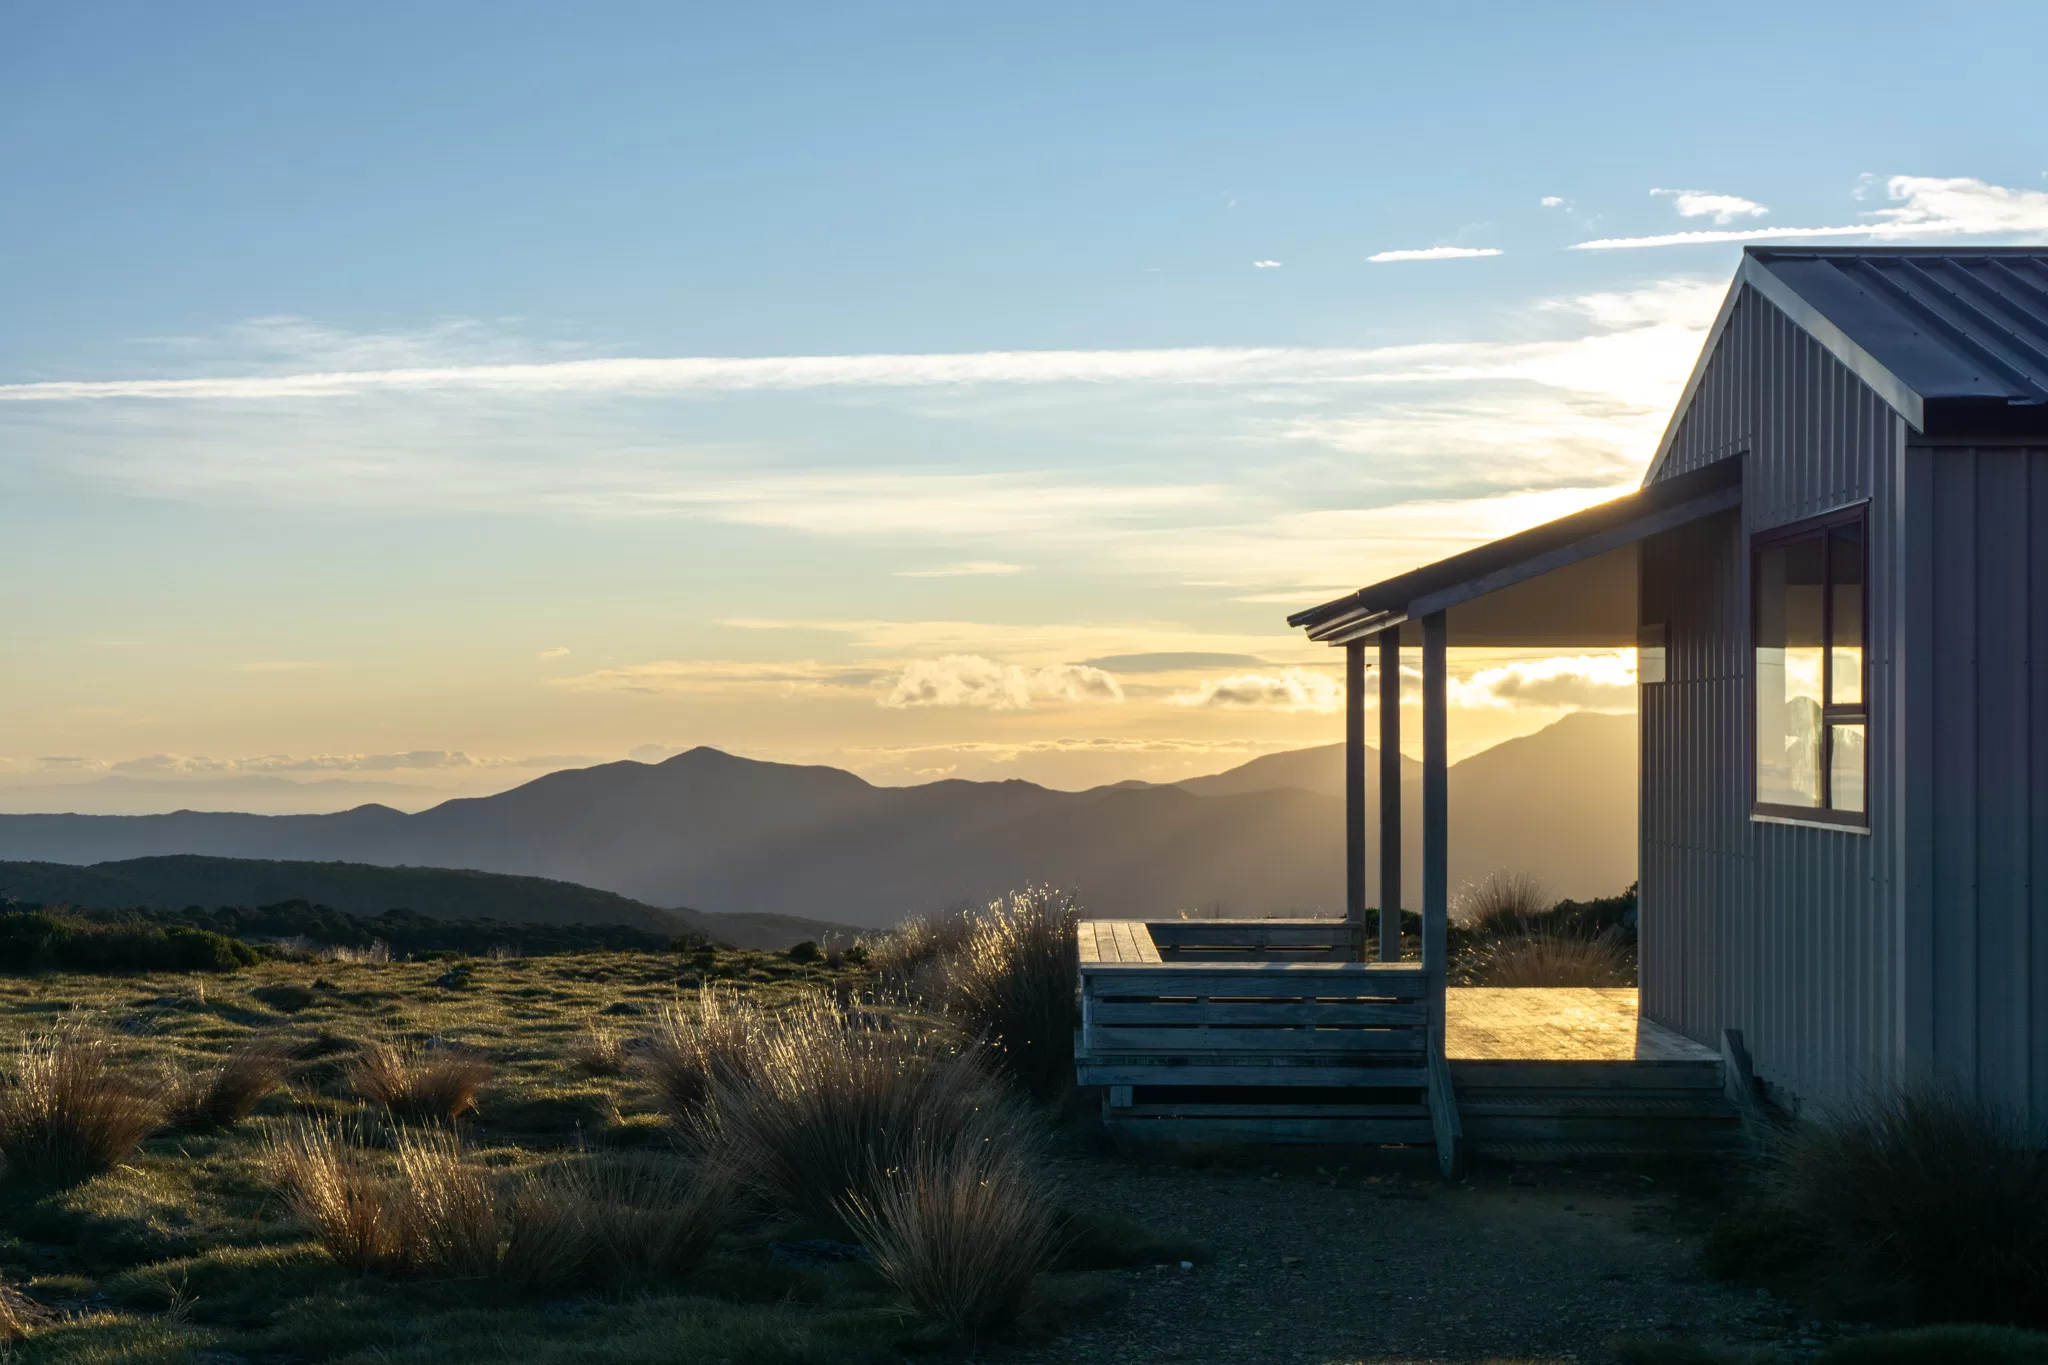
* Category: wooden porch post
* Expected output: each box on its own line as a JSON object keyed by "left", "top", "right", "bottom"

{"left": 1378, "top": 629, "right": 1402, "bottom": 964}
{"left": 1421, "top": 611, "right": 1448, "bottom": 1038}
{"left": 1345, "top": 642, "right": 1366, "bottom": 959}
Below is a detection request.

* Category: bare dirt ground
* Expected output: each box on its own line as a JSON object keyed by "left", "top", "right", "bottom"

{"left": 1019, "top": 1150, "right": 1838, "bottom": 1365}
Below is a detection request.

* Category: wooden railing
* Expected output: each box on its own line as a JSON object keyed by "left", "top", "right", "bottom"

{"left": 1075, "top": 919, "right": 1462, "bottom": 1174}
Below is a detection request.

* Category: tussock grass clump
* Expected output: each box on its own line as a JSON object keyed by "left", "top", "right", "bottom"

{"left": 1462, "top": 929, "right": 1633, "bottom": 988}
{"left": 569, "top": 1021, "right": 628, "bottom": 1077}
{"left": 860, "top": 910, "right": 978, "bottom": 996}
{"left": 1452, "top": 869, "right": 1550, "bottom": 932}
{"left": 842, "top": 1135, "right": 1059, "bottom": 1339}
{"left": 392, "top": 1126, "right": 501, "bottom": 1279}
{"left": 1771, "top": 1088, "right": 2048, "bottom": 1325}
{"left": 0, "top": 1031, "right": 160, "bottom": 1185}
{"left": 942, "top": 887, "right": 1079, "bottom": 1102}
{"left": 166, "top": 1038, "right": 291, "bottom": 1132}
{"left": 264, "top": 1118, "right": 408, "bottom": 1274}
{"left": 573, "top": 1154, "right": 735, "bottom": 1284}
{"left": 642, "top": 986, "right": 761, "bottom": 1121}
{"left": 700, "top": 990, "right": 1021, "bottom": 1222}
{"left": 348, "top": 1039, "right": 493, "bottom": 1122}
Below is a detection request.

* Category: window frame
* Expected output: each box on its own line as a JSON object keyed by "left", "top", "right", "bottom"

{"left": 1750, "top": 503, "right": 1870, "bottom": 829}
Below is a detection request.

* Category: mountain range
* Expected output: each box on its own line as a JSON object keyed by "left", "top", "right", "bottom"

{"left": 0, "top": 712, "right": 1635, "bottom": 929}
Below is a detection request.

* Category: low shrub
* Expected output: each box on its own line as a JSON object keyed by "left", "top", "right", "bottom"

{"left": 942, "top": 887, "right": 1079, "bottom": 1102}
{"left": 0, "top": 1031, "right": 160, "bottom": 1184}
{"left": 0, "top": 910, "right": 258, "bottom": 974}
{"left": 841, "top": 1134, "right": 1059, "bottom": 1339}
{"left": 348, "top": 1040, "right": 493, "bottom": 1122}
{"left": 641, "top": 986, "right": 760, "bottom": 1121}
{"left": 699, "top": 990, "right": 1021, "bottom": 1223}
{"left": 1771, "top": 1088, "right": 2048, "bottom": 1326}
{"left": 786, "top": 940, "right": 821, "bottom": 965}
{"left": 165, "top": 1038, "right": 291, "bottom": 1132}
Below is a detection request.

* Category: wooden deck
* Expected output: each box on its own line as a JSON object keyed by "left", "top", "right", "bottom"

{"left": 1445, "top": 987, "right": 1716, "bottom": 1063}
{"left": 1076, "top": 920, "right": 1743, "bottom": 1164}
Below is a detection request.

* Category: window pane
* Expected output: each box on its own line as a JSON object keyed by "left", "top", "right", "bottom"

{"left": 1756, "top": 538, "right": 1826, "bottom": 807}
{"left": 1829, "top": 723, "right": 1866, "bottom": 813}
{"left": 1830, "top": 523, "right": 1864, "bottom": 706}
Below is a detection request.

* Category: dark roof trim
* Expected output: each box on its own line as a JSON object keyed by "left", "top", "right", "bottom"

{"left": 1289, "top": 458, "right": 1742, "bottom": 645}
{"left": 1642, "top": 253, "right": 1922, "bottom": 484}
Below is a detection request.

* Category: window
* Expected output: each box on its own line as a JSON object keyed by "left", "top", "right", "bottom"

{"left": 1753, "top": 508, "right": 1866, "bottom": 825}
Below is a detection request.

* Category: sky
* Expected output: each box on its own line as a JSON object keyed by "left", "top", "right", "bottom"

{"left": 4, "top": 1, "right": 2047, "bottom": 813}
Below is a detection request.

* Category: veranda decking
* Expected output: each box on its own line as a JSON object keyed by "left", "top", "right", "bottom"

{"left": 1075, "top": 919, "right": 1746, "bottom": 1170}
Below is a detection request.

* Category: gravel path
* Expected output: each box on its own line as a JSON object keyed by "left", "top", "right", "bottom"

{"left": 1019, "top": 1153, "right": 1834, "bottom": 1365}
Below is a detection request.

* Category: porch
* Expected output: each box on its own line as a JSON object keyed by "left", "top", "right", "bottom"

{"left": 1076, "top": 918, "right": 1741, "bottom": 1170}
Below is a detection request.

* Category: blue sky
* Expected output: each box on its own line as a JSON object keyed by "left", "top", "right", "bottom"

{"left": 5, "top": 1, "right": 2046, "bottom": 810}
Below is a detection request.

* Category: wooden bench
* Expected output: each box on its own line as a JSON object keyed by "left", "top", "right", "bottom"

{"left": 1076, "top": 919, "right": 1462, "bottom": 1173}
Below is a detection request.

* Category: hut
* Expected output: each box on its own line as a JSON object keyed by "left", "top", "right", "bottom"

{"left": 1076, "top": 248, "right": 2048, "bottom": 1165}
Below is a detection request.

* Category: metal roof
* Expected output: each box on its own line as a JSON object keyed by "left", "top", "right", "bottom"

{"left": 1647, "top": 247, "right": 2048, "bottom": 477}
{"left": 1287, "top": 459, "right": 1742, "bottom": 646}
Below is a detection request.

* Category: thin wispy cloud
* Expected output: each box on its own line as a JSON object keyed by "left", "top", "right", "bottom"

{"left": 1252, "top": 260, "right": 1283, "bottom": 268}
{"left": 1650, "top": 188, "right": 1768, "bottom": 224}
{"left": 552, "top": 658, "right": 882, "bottom": 696}
{"left": 1576, "top": 175, "right": 2048, "bottom": 250}
{"left": 536, "top": 646, "right": 571, "bottom": 659}
{"left": 1367, "top": 246, "right": 1504, "bottom": 263}
{"left": 1540, "top": 196, "right": 1569, "bottom": 209}
{"left": 893, "top": 561, "right": 1028, "bottom": 578}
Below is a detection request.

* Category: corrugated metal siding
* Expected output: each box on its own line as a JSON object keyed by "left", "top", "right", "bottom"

{"left": 1643, "top": 282, "right": 1908, "bottom": 1112}
{"left": 1906, "top": 443, "right": 2048, "bottom": 1126}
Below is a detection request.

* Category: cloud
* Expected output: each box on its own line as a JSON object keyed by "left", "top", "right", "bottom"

{"left": 1367, "top": 246, "right": 1504, "bottom": 263}
{"left": 536, "top": 646, "right": 571, "bottom": 659}
{"left": 1452, "top": 654, "right": 1636, "bottom": 711}
{"left": 1170, "top": 667, "right": 1342, "bottom": 712}
{"left": 101, "top": 750, "right": 598, "bottom": 775}
{"left": 893, "top": 561, "right": 1027, "bottom": 578}
{"left": 1575, "top": 174, "right": 2048, "bottom": 250}
{"left": 1080, "top": 652, "right": 1267, "bottom": 672}
{"left": 0, "top": 342, "right": 1544, "bottom": 404}
{"left": 1540, "top": 196, "right": 1569, "bottom": 209}
{"left": 1651, "top": 188, "right": 1769, "bottom": 224}
{"left": 552, "top": 659, "right": 881, "bottom": 697}
{"left": 880, "top": 655, "right": 1123, "bottom": 710}
{"left": 1253, "top": 260, "right": 1283, "bottom": 269}
{"left": 721, "top": 617, "right": 1293, "bottom": 666}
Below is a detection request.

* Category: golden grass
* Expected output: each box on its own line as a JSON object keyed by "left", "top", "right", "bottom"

{"left": 349, "top": 1039, "right": 494, "bottom": 1122}
{"left": 1463, "top": 931, "right": 1633, "bottom": 988}
{"left": 263, "top": 1117, "right": 408, "bottom": 1274}
{"left": 699, "top": 989, "right": 1021, "bottom": 1223}
{"left": 1452, "top": 868, "right": 1551, "bottom": 932}
{"left": 842, "top": 1133, "right": 1059, "bottom": 1339}
{"left": 941, "top": 887, "right": 1079, "bottom": 1102}
{"left": 392, "top": 1125, "right": 502, "bottom": 1279}
{"left": 0, "top": 1030, "right": 161, "bottom": 1185}
{"left": 640, "top": 985, "right": 761, "bottom": 1121}
{"left": 567, "top": 1020, "right": 628, "bottom": 1077}
{"left": 165, "top": 1037, "right": 291, "bottom": 1132}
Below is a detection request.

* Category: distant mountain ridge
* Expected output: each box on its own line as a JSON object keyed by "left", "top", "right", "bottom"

{"left": 0, "top": 713, "right": 1636, "bottom": 928}
{"left": 0, "top": 855, "right": 856, "bottom": 951}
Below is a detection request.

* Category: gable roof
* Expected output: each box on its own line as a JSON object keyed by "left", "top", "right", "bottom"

{"left": 1646, "top": 247, "right": 2048, "bottom": 481}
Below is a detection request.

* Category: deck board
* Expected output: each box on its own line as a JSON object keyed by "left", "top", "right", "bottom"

{"left": 1444, "top": 988, "right": 1714, "bottom": 1063}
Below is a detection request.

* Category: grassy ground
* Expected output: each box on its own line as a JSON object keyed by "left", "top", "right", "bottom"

{"left": 0, "top": 948, "right": 1119, "bottom": 1363}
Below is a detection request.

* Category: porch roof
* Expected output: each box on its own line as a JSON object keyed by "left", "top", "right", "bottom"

{"left": 1287, "top": 457, "right": 1742, "bottom": 647}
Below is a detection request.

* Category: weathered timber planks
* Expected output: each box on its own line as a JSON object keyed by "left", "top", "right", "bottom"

{"left": 1086, "top": 1026, "right": 1425, "bottom": 1053}
{"left": 1088, "top": 1002, "right": 1423, "bottom": 1027}
{"left": 1075, "top": 1062, "right": 1429, "bottom": 1088}
{"left": 1106, "top": 1115, "right": 1438, "bottom": 1145}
